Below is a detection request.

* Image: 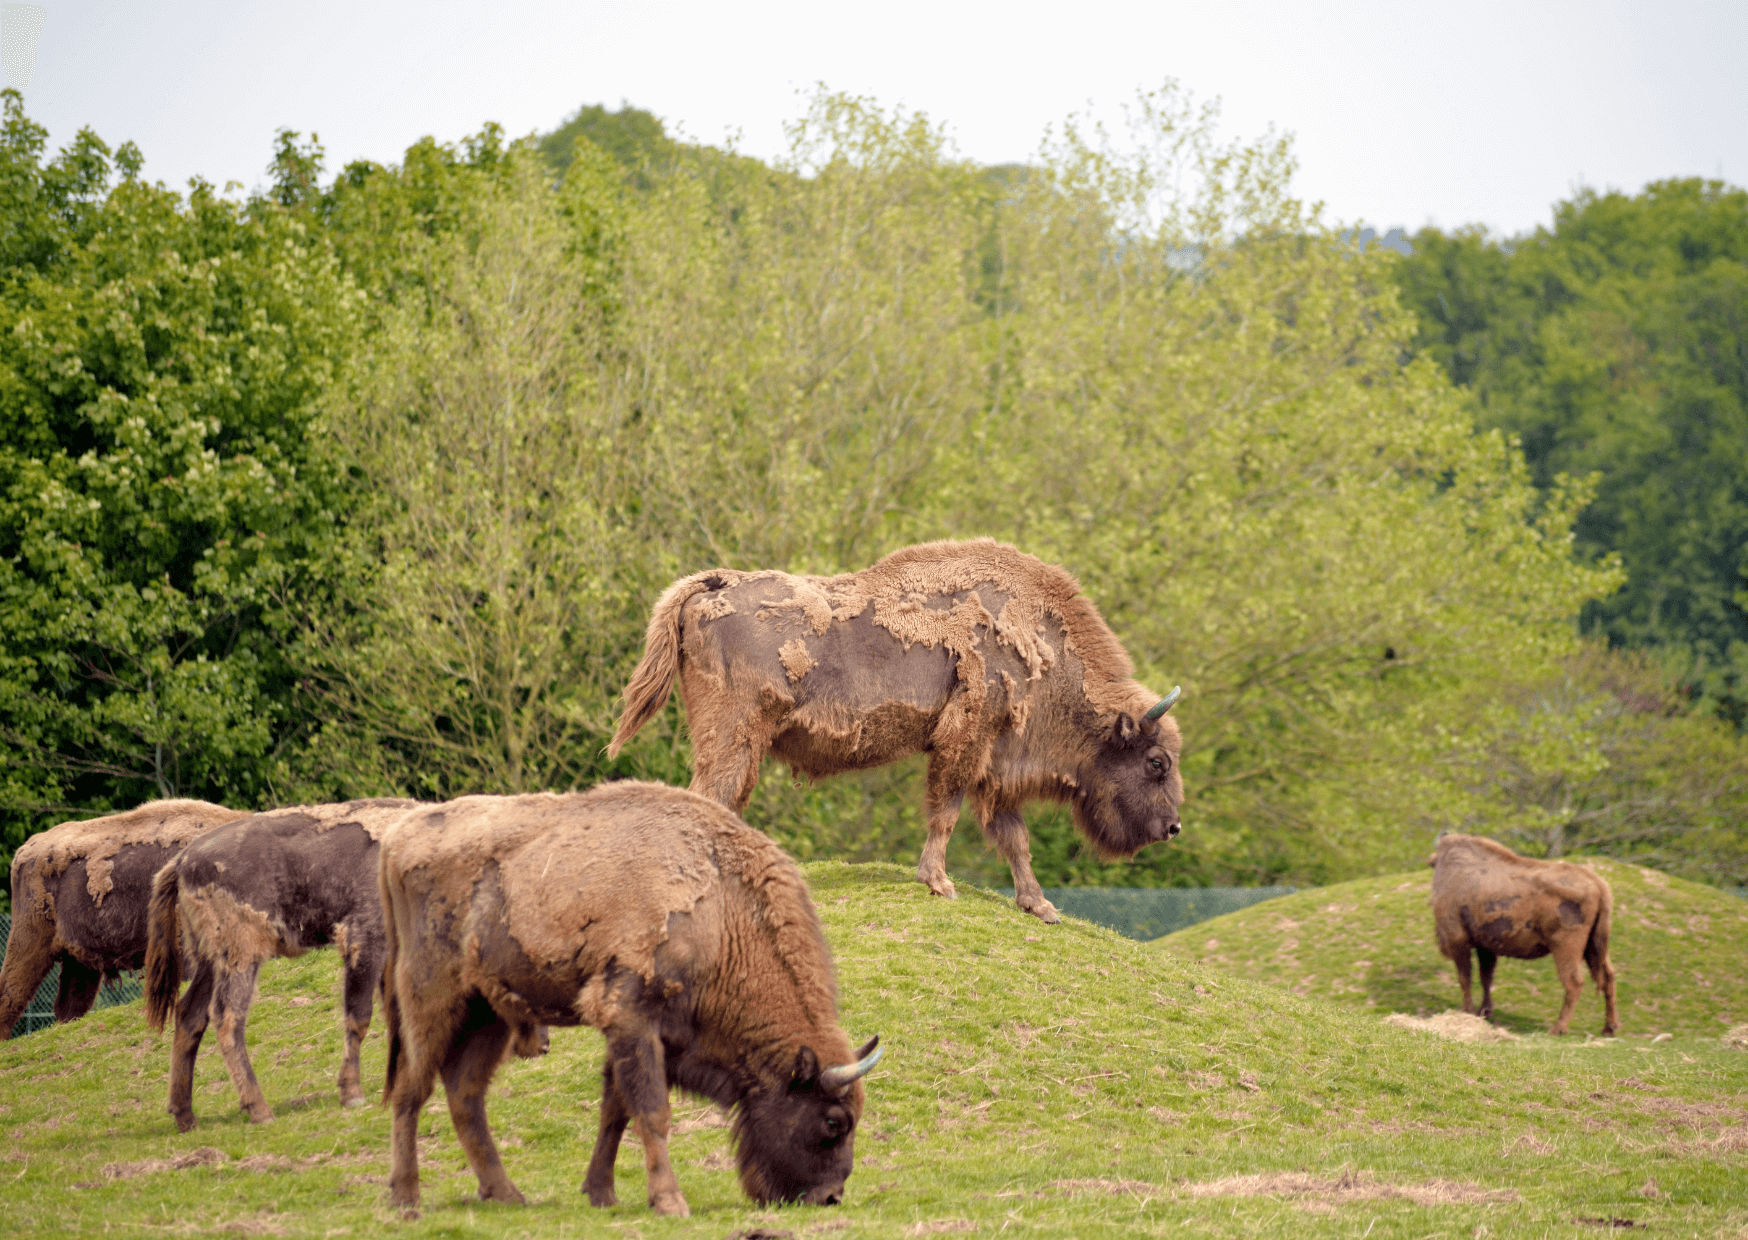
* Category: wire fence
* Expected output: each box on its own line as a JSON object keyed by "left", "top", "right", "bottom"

{"left": 0, "top": 913, "right": 145, "bottom": 1039}
{"left": 996, "top": 886, "right": 1299, "bottom": 941}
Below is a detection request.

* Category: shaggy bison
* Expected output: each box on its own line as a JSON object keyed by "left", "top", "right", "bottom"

{"left": 378, "top": 783, "right": 881, "bottom": 1216}
{"left": 609, "top": 539, "right": 1183, "bottom": 922}
{"left": 143, "top": 798, "right": 447, "bottom": 1130}
{"left": 1, "top": 800, "right": 239, "bottom": 1038}
{"left": 1430, "top": 832, "right": 1619, "bottom": 1036}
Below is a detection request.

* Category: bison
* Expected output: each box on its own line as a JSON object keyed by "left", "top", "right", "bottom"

{"left": 143, "top": 798, "right": 455, "bottom": 1131}
{"left": 609, "top": 539, "right": 1183, "bottom": 923}
{"left": 1429, "top": 832, "right": 1619, "bottom": 1036}
{"left": 378, "top": 782, "right": 881, "bottom": 1216}
{"left": 1, "top": 800, "right": 239, "bottom": 1038}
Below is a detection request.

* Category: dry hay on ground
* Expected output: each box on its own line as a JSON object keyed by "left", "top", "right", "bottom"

{"left": 1722, "top": 1024, "right": 1748, "bottom": 1050}
{"left": 1385, "top": 1011, "right": 1520, "bottom": 1044}
{"left": 1181, "top": 1169, "right": 1519, "bottom": 1207}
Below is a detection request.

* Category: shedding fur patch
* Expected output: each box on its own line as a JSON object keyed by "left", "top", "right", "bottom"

{"left": 778, "top": 639, "right": 816, "bottom": 683}
{"left": 181, "top": 884, "right": 287, "bottom": 971}
{"left": 13, "top": 801, "right": 237, "bottom": 907}
{"left": 696, "top": 595, "right": 736, "bottom": 621}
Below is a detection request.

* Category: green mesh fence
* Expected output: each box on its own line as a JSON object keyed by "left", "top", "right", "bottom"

{"left": 996, "top": 886, "right": 1297, "bottom": 941}
{"left": 0, "top": 912, "right": 145, "bottom": 1039}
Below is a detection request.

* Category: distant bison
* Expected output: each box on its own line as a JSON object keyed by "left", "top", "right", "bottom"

{"left": 609, "top": 539, "right": 1183, "bottom": 923}
{"left": 378, "top": 783, "right": 881, "bottom": 1215}
{"left": 144, "top": 798, "right": 457, "bottom": 1131}
{"left": 1, "top": 800, "right": 239, "bottom": 1038}
{"left": 1429, "top": 833, "right": 1619, "bottom": 1036}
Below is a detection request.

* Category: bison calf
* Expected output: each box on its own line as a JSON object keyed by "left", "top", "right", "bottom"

{"left": 1, "top": 800, "right": 239, "bottom": 1038}
{"left": 1430, "top": 832, "right": 1619, "bottom": 1036}
{"left": 609, "top": 538, "right": 1183, "bottom": 923}
{"left": 379, "top": 782, "right": 881, "bottom": 1216}
{"left": 144, "top": 799, "right": 435, "bottom": 1130}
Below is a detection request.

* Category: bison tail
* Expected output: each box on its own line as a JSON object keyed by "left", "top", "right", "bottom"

{"left": 143, "top": 864, "right": 183, "bottom": 1033}
{"left": 380, "top": 862, "right": 403, "bottom": 1106}
{"left": 1585, "top": 881, "right": 1614, "bottom": 975}
{"left": 607, "top": 574, "right": 716, "bottom": 758}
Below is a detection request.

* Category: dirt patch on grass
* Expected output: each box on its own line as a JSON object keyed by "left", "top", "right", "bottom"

{"left": 96, "top": 1146, "right": 229, "bottom": 1181}
{"left": 1181, "top": 1169, "right": 1518, "bottom": 1206}
{"left": 1048, "top": 1178, "right": 1158, "bottom": 1196}
{"left": 1385, "top": 1012, "right": 1519, "bottom": 1043}
{"left": 1722, "top": 1024, "right": 1748, "bottom": 1049}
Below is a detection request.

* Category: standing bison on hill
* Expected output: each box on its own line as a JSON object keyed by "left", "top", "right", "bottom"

{"left": 1430, "top": 832, "right": 1620, "bottom": 1036}
{"left": 378, "top": 782, "right": 881, "bottom": 1215}
{"left": 1, "top": 800, "right": 239, "bottom": 1038}
{"left": 609, "top": 539, "right": 1183, "bottom": 923}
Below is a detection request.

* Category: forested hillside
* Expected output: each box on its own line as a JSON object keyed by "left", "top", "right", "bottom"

{"left": 1, "top": 87, "right": 1743, "bottom": 892}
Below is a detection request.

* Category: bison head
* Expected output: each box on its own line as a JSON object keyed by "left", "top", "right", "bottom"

{"left": 734, "top": 1037, "right": 880, "bottom": 1206}
{"left": 1072, "top": 708, "right": 1183, "bottom": 859}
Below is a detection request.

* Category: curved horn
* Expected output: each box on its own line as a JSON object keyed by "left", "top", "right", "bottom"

{"left": 819, "top": 1039, "right": 883, "bottom": 1093}
{"left": 1143, "top": 686, "right": 1181, "bottom": 721}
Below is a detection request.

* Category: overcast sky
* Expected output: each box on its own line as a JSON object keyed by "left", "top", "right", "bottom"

{"left": 6, "top": 0, "right": 1745, "bottom": 238}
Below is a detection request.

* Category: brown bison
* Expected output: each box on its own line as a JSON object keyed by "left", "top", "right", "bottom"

{"left": 378, "top": 782, "right": 881, "bottom": 1216}
{"left": 144, "top": 798, "right": 452, "bottom": 1131}
{"left": 1, "top": 800, "right": 239, "bottom": 1038}
{"left": 1430, "top": 833, "right": 1619, "bottom": 1036}
{"left": 609, "top": 539, "right": 1183, "bottom": 923}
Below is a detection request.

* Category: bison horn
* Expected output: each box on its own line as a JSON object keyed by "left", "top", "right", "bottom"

{"left": 1143, "top": 686, "right": 1181, "bottom": 720}
{"left": 819, "top": 1039, "right": 883, "bottom": 1093}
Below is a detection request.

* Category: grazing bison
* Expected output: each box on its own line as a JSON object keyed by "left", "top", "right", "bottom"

{"left": 379, "top": 782, "right": 882, "bottom": 1216}
{"left": 609, "top": 538, "right": 1183, "bottom": 923}
{"left": 1429, "top": 833, "right": 1619, "bottom": 1036}
{"left": 143, "top": 798, "right": 451, "bottom": 1131}
{"left": 1, "top": 800, "right": 239, "bottom": 1038}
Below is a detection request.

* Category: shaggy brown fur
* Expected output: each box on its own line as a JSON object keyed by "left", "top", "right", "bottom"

{"left": 609, "top": 539, "right": 1184, "bottom": 922}
{"left": 378, "top": 783, "right": 879, "bottom": 1216}
{"left": 1429, "top": 833, "right": 1619, "bottom": 1036}
{"left": 1, "top": 800, "right": 239, "bottom": 1038}
{"left": 143, "top": 799, "right": 454, "bottom": 1131}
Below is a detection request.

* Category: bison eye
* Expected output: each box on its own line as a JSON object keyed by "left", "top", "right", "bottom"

{"left": 823, "top": 1114, "right": 845, "bottom": 1138}
{"left": 1146, "top": 751, "right": 1172, "bottom": 778}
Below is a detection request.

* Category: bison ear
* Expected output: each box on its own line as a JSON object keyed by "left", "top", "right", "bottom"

{"left": 1114, "top": 713, "right": 1140, "bottom": 746}
{"left": 789, "top": 1046, "right": 822, "bottom": 1088}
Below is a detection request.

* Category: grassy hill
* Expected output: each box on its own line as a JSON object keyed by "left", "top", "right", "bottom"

{"left": 1153, "top": 858, "right": 1748, "bottom": 1038}
{"left": 0, "top": 862, "right": 1744, "bottom": 1238}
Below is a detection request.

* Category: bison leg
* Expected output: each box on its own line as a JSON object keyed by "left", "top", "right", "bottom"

{"left": 337, "top": 946, "right": 383, "bottom": 1108}
{"left": 1589, "top": 946, "right": 1619, "bottom": 1038}
{"left": 984, "top": 811, "right": 1059, "bottom": 924}
{"left": 441, "top": 996, "right": 523, "bottom": 1205}
{"left": 212, "top": 962, "right": 273, "bottom": 1124}
{"left": 167, "top": 958, "right": 216, "bottom": 1132}
{"left": 53, "top": 957, "right": 104, "bottom": 1023}
{"left": 387, "top": 1004, "right": 448, "bottom": 1211}
{"left": 602, "top": 1026, "right": 688, "bottom": 1217}
{"left": 0, "top": 911, "right": 57, "bottom": 1039}
{"left": 916, "top": 764, "right": 963, "bottom": 900}
{"left": 1475, "top": 947, "right": 1498, "bottom": 1021}
{"left": 1449, "top": 944, "right": 1474, "bottom": 1015}
{"left": 1548, "top": 938, "right": 1585, "bottom": 1036}
{"left": 583, "top": 1059, "right": 631, "bottom": 1207}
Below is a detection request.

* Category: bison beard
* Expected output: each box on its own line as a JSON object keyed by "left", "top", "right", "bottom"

{"left": 609, "top": 539, "right": 1184, "bottom": 923}
{"left": 377, "top": 783, "right": 880, "bottom": 1216}
{"left": 1429, "top": 833, "right": 1620, "bottom": 1036}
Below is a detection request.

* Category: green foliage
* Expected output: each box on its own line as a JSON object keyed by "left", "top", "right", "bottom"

{"left": 537, "top": 101, "right": 672, "bottom": 181}
{"left": 3, "top": 863, "right": 1745, "bottom": 1238}
{"left": 1155, "top": 858, "right": 1748, "bottom": 1036}
{"left": 0, "top": 91, "right": 358, "bottom": 849}
{"left": 1392, "top": 180, "right": 1748, "bottom": 724}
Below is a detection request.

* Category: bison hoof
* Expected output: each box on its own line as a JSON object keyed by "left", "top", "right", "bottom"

{"left": 172, "top": 1113, "right": 197, "bottom": 1134}
{"left": 245, "top": 1107, "right": 274, "bottom": 1125}
{"left": 650, "top": 1189, "right": 691, "bottom": 1217}
{"left": 479, "top": 1182, "right": 526, "bottom": 1205}
{"left": 342, "top": 1095, "right": 368, "bottom": 1108}
{"left": 1020, "top": 899, "right": 1060, "bottom": 924}
{"left": 922, "top": 877, "right": 957, "bottom": 899}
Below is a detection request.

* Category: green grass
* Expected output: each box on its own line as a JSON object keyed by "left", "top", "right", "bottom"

{"left": 0, "top": 861, "right": 1744, "bottom": 1238}
{"left": 1152, "top": 858, "right": 1748, "bottom": 1038}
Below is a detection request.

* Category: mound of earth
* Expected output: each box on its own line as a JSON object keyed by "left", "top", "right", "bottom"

{"left": 1151, "top": 858, "right": 1748, "bottom": 1038}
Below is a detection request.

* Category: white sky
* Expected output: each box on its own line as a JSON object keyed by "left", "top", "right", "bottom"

{"left": 7, "top": 0, "right": 1746, "bottom": 238}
